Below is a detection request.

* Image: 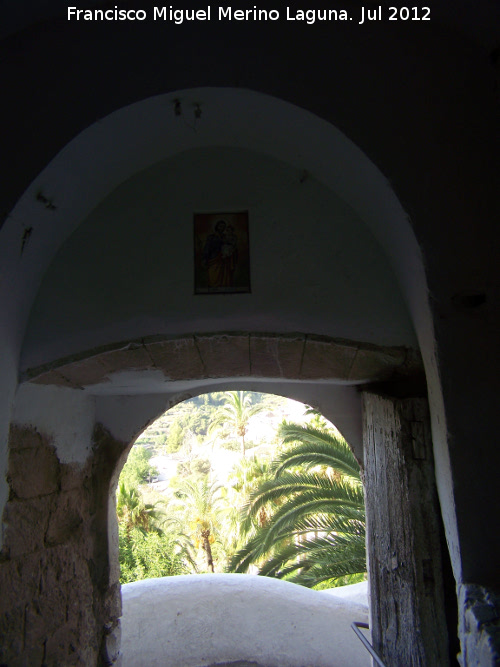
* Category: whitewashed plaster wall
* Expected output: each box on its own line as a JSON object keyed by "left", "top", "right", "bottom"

{"left": 12, "top": 384, "right": 95, "bottom": 465}
{"left": 22, "top": 147, "right": 416, "bottom": 370}
{"left": 95, "top": 382, "right": 363, "bottom": 457}
{"left": 120, "top": 574, "right": 370, "bottom": 667}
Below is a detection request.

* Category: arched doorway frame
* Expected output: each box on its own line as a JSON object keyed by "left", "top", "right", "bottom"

{"left": 5, "top": 88, "right": 456, "bottom": 580}
{"left": 1, "top": 87, "right": 457, "bottom": 665}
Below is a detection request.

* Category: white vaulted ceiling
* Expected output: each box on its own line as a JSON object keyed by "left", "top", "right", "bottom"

{"left": 3, "top": 88, "right": 422, "bottom": 373}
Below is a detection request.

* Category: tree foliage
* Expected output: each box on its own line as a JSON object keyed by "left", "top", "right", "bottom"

{"left": 224, "top": 456, "right": 274, "bottom": 553}
{"left": 117, "top": 394, "right": 358, "bottom": 586}
{"left": 174, "top": 477, "right": 226, "bottom": 572}
{"left": 165, "top": 419, "right": 184, "bottom": 453}
{"left": 227, "top": 421, "right": 366, "bottom": 588}
{"left": 116, "top": 480, "right": 164, "bottom": 534}
{"left": 209, "top": 391, "right": 265, "bottom": 457}
{"left": 119, "top": 526, "right": 189, "bottom": 583}
{"left": 120, "top": 446, "right": 158, "bottom": 488}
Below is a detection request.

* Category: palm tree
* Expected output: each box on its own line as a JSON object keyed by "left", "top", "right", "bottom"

{"left": 223, "top": 456, "right": 274, "bottom": 556}
{"left": 116, "top": 480, "right": 165, "bottom": 535}
{"left": 174, "top": 477, "right": 226, "bottom": 572}
{"left": 209, "top": 391, "right": 264, "bottom": 457}
{"left": 230, "top": 455, "right": 274, "bottom": 529}
{"left": 227, "top": 421, "right": 366, "bottom": 588}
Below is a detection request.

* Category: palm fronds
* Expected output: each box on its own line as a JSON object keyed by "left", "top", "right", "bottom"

{"left": 208, "top": 391, "right": 265, "bottom": 456}
{"left": 116, "top": 480, "right": 165, "bottom": 534}
{"left": 273, "top": 422, "right": 361, "bottom": 480}
{"left": 227, "top": 421, "right": 366, "bottom": 588}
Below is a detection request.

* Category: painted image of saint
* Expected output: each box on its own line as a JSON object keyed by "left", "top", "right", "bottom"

{"left": 202, "top": 219, "right": 238, "bottom": 288}
{"left": 194, "top": 211, "right": 250, "bottom": 294}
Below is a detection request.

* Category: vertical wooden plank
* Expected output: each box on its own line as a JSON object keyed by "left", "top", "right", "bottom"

{"left": 363, "top": 393, "right": 449, "bottom": 667}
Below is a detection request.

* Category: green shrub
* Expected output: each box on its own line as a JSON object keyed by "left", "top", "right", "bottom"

{"left": 166, "top": 420, "right": 184, "bottom": 453}
{"left": 119, "top": 526, "right": 188, "bottom": 583}
{"left": 121, "top": 446, "right": 158, "bottom": 488}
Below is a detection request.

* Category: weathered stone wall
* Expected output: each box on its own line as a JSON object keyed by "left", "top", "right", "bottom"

{"left": 0, "top": 424, "right": 126, "bottom": 666}
{"left": 458, "top": 583, "right": 500, "bottom": 667}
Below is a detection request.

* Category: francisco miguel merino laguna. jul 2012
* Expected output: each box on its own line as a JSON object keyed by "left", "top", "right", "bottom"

{"left": 66, "top": 6, "right": 391, "bottom": 25}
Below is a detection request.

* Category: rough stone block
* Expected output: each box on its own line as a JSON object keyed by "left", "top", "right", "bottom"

{"left": 249, "top": 334, "right": 304, "bottom": 378}
{"left": 0, "top": 606, "right": 29, "bottom": 663}
{"left": 21, "top": 645, "right": 46, "bottom": 667}
{"left": 29, "top": 343, "right": 153, "bottom": 388}
{"left": 348, "top": 346, "right": 406, "bottom": 381}
{"left": 1, "top": 423, "right": 115, "bottom": 667}
{"left": 25, "top": 599, "right": 65, "bottom": 647}
{"left": 46, "top": 491, "right": 85, "bottom": 547}
{"left": 30, "top": 369, "right": 78, "bottom": 388}
{"left": 8, "top": 424, "right": 46, "bottom": 450}
{"left": 54, "top": 355, "right": 110, "bottom": 387}
{"left": 40, "top": 545, "right": 92, "bottom": 590}
{"left": 301, "top": 336, "right": 357, "bottom": 380}
{"left": 103, "top": 620, "right": 122, "bottom": 664}
{"left": 105, "top": 582, "right": 123, "bottom": 619}
{"left": 60, "top": 461, "right": 88, "bottom": 492}
{"left": 0, "top": 556, "right": 40, "bottom": 614}
{"left": 3, "top": 496, "right": 52, "bottom": 557}
{"left": 458, "top": 583, "right": 500, "bottom": 666}
{"left": 146, "top": 337, "right": 204, "bottom": 380}
{"left": 8, "top": 444, "right": 60, "bottom": 499}
{"left": 196, "top": 334, "right": 250, "bottom": 377}
{"left": 99, "top": 343, "right": 152, "bottom": 375}
{"left": 48, "top": 625, "right": 96, "bottom": 666}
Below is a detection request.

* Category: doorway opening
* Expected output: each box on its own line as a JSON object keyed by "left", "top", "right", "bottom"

{"left": 114, "top": 390, "right": 366, "bottom": 590}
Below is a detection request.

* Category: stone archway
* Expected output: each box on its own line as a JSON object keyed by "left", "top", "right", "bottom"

{"left": 1, "top": 88, "right": 458, "bottom": 579}
{"left": 0, "top": 3, "right": 498, "bottom": 660}
{"left": 1, "top": 328, "right": 451, "bottom": 665}
{"left": 25, "top": 332, "right": 422, "bottom": 390}
{"left": 0, "top": 88, "right": 460, "bottom": 666}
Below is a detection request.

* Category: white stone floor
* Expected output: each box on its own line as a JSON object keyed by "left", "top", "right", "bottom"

{"left": 120, "top": 574, "right": 371, "bottom": 667}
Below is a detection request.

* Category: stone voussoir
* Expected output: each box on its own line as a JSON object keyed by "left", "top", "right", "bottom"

{"left": 30, "top": 368, "right": 78, "bottom": 389}
{"left": 145, "top": 336, "right": 204, "bottom": 380}
{"left": 348, "top": 346, "right": 406, "bottom": 382}
{"left": 195, "top": 333, "right": 250, "bottom": 377}
{"left": 249, "top": 333, "right": 305, "bottom": 378}
{"left": 300, "top": 335, "right": 358, "bottom": 380}
{"left": 24, "top": 332, "right": 422, "bottom": 387}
